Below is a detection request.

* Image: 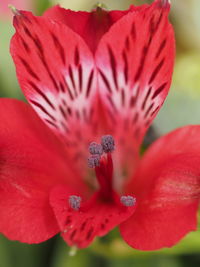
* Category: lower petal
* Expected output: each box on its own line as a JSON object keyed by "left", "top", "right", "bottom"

{"left": 0, "top": 188, "right": 58, "bottom": 243}
{"left": 50, "top": 185, "right": 136, "bottom": 248}
{"left": 120, "top": 126, "right": 200, "bottom": 250}
{"left": 120, "top": 200, "right": 198, "bottom": 250}
{"left": 0, "top": 99, "right": 80, "bottom": 243}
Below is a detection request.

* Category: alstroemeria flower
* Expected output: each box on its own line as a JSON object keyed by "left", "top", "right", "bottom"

{"left": 0, "top": 0, "right": 199, "bottom": 250}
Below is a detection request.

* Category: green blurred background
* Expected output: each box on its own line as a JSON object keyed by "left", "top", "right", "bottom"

{"left": 0, "top": 0, "right": 200, "bottom": 266}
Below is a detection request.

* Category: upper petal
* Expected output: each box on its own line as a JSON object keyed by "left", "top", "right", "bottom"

{"left": 0, "top": 98, "right": 83, "bottom": 243}
{"left": 120, "top": 126, "right": 200, "bottom": 250}
{"left": 10, "top": 11, "right": 101, "bottom": 172}
{"left": 96, "top": 0, "right": 175, "bottom": 148}
{"left": 10, "top": 11, "right": 96, "bottom": 141}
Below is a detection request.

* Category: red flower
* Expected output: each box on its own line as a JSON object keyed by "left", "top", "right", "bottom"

{"left": 0, "top": 0, "right": 199, "bottom": 250}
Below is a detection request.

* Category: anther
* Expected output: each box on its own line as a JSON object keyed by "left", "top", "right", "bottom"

{"left": 101, "top": 135, "right": 115, "bottom": 153}
{"left": 89, "top": 142, "right": 103, "bottom": 155}
{"left": 120, "top": 196, "right": 136, "bottom": 207}
{"left": 69, "top": 195, "right": 82, "bottom": 211}
{"left": 88, "top": 155, "right": 101, "bottom": 168}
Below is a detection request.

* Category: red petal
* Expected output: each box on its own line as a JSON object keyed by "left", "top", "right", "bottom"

{"left": 10, "top": 11, "right": 101, "bottom": 173}
{"left": 43, "top": 5, "right": 137, "bottom": 53}
{"left": 10, "top": 11, "right": 96, "bottom": 142}
{"left": 96, "top": 1, "right": 175, "bottom": 147}
{"left": 120, "top": 126, "right": 200, "bottom": 250}
{"left": 50, "top": 185, "right": 136, "bottom": 248}
{"left": 120, "top": 202, "right": 198, "bottom": 251}
{"left": 0, "top": 98, "right": 83, "bottom": 243}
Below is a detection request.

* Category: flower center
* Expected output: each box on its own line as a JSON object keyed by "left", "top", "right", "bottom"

{"left": 68, "top": 135, "right": 136, "bottom": 211}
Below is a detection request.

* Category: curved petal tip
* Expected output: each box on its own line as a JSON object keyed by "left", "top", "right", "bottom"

{"left": 162, "top": 0, "right": 171, "bottom": 6}
{"left": 8, "top": 4, "right": 20, "bottom": 16}
{"left": 155, "top": 0, "right": 171, "bottom": 8}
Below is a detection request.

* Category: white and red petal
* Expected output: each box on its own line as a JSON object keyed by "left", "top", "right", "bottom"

{"left": 0, "top": 98, "right": 84, "bottom": 243}
{"left": 96, "top": 1, "right": 175, "bottom": 149}
{"left": 11, "top": 11, "right": 96, "bottom": 141}
{"left": 50, "top": 185, "right": 136, "bottom": 248}
{"left": 10, "top": 2, "right": 175, "bottom": 193}
{"left": 120, "top": 126, "right": 200, "bottom": 250}
{"left": 10, "top": 11, "right": 100, "bottom": 173}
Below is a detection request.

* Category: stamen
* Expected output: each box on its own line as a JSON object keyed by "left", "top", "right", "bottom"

{"left": 69, "top": 195, "right": 82, "bottom": 211}
{"left": 88, "top": 155, "right": 101, "bottom": 168}
{"left": 101, "top": 135, "right": 115, "bottom": 153}
{"left": 120, "top": 196, "right": 136, "bottom": 207}
{"left": 89, "top": 142, "right": 103, "bottom": 155}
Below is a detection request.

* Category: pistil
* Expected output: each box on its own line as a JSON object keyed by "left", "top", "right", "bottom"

{"left": 95, "top": 153, "right": 113, "bottom": 200}
{"left": 88, "top": 135, "right": 115, "bottom": 200}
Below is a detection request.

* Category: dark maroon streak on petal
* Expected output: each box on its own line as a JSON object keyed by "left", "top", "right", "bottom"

{"left": 96, "top": 0, "right": 175, "bottom": 148}
{"left": 10, "top": 10, "right": 98, "bottom": 164}
{"left": 43, "top": 5, "right": 136, "bottom": 53}
{"left": 50, "top": 186, "right": 136, "bottom": 248}
{"left": 0, "top": 99, "right": 85, "bottom": 243}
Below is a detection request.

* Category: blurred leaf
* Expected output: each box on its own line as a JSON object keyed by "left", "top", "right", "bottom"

{"left": 89, "top": 230, "right": 200, "bottom": 259}
{"left": 171, "top": 0, "right": 200, "bottom": 51}
{"left": 50, "top": 0, "right": 138, "bottom": 11}
{"left": 0, "top": 235, "right": 12, "bottom": 267}
{"left": 51, "top": 236, "right": 91, "bottom": 267}
{"left": 174, "top": 53, "right": 200, "bottom": 98}
{"left": 0, "top": 20, "right": 22, "bottom": 98}
{"left": 35, "top": 0, "right": 51, "bottom": 15}
{"left": 0, "top": 235, "right": 57, "bottom": 267}
{"left": 154, "top": 52, "right": 200, "bottom": 134}
{"left": 106, "top": 256, "right": 182, "bottom": 267}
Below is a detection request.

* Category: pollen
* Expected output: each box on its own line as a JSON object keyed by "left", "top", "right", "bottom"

{"left": 69, "top": 195, "right": 82, "bottom": 211}
{"left": 88, "top": 155, "right": 101, "bottom": 168}
{"left": 89, "top": 142, "right": 103, "bottom": 155}
{"left": 120, "top": 196, "right": 136, "bottom": 207}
